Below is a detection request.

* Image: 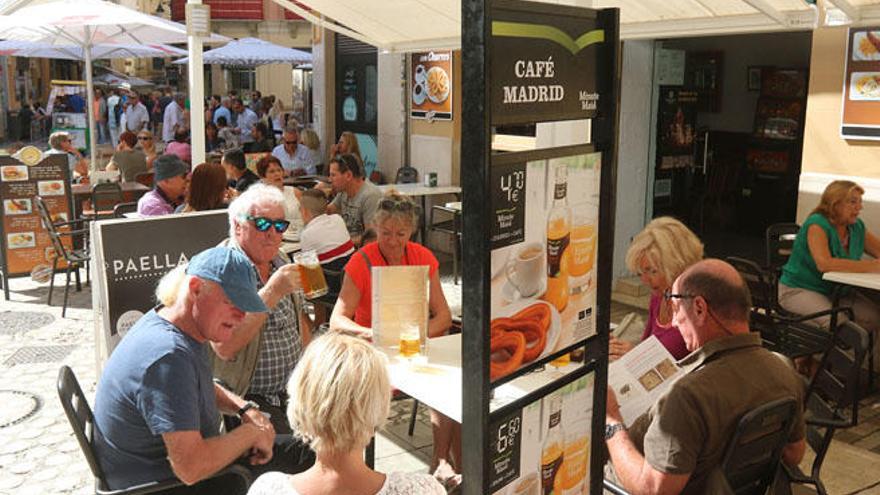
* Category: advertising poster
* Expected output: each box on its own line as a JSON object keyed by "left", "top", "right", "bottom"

{"left": 489, "top": 375, "right": 594, "bottom": 495}
{"left": 92, "top": 211, "right": 229, "bottom": 354}
{"left": 489, "top": 153, "right": 600, "bottom": 382}
{"left": 841, "top": 27, "right": 880, "bottom": 139}
{"left": 411, "top": 50, "right": 453, "bottom": 120}
{"left": 656, "top": 87, "right": 697, "bottom": 170}
{"left": 0, "top": 152, "right": 72, "bottom": 278}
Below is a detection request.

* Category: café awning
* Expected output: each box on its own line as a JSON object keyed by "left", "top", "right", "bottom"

{"left": 273, "top": 0, "right": 880, "bottom": 51}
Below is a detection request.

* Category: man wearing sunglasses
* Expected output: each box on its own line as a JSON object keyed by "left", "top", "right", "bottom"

{"left": 271, "top": 122, "right": 315, "bottom": 176}
{"left": 324, "top": 154, "right": 382, "bottom": 247}
{"left": 211, "top": 184, "right": 312, "bottom": 435}
{"left": 604, "top": 259, "right": 805, "bottom": 494}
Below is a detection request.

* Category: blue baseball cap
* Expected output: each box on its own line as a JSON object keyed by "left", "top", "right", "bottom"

{"left": 186, "top": 247, "right": 267, "bottom": 313}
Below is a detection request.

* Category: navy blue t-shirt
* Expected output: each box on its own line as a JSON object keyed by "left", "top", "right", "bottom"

{"left": 93, "top": 310, "right": 221, "bottom": 490}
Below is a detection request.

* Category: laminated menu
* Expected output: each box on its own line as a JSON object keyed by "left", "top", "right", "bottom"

{"left": 0, "top": 150, "right": 72, "bottom": 278}
{"left": 371, "top": 265, "right": 429, "bottom": 358}
{"left": 608, "top": 336, "right": 685, "bottom": 426}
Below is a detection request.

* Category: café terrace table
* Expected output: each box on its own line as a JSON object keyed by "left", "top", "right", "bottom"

{"left": 376, "top": 183, "right": 462, "bottom": 242}
{"left": 822, "top": 271, "right": 879, "bottom": 391}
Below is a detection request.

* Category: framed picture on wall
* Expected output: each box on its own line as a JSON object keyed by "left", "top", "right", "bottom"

{"left": 747, "top": 66, "right": 762, "bottom": 91}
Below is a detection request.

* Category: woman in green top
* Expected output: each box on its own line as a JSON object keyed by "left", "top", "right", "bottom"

{"left": 778, "top": 180, "right": 880, "bottom": 337}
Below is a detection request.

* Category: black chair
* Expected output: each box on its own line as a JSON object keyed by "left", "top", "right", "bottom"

{"left": 83, "top": 182, "right": 123, "bottom": 220}
{"left": 766, "top": 223, "right": 800, "bottom": 276}
{"left": 784, "top": 321, "right": 870, "bottom": 495}
{"left": 35, "top": 196, "right": 90, "bottom": 318}
{"left": 429, "top": 204, "right": 462, "bottom": 285}
{"left": 113, "top": 202, "right": 138, "bottom": 218}
{"left": 604, "top": 398, "right": 797, "bottom": 495}
{"left": 134, "top": 171, "right": 154, "bottom": 189}
{"left": 58, "top": 366, "right": 252, "bottom": 495}
{"left": 394, "top": 165, "right": 418, "bottom": 184}
{"left": 721, "top": 397, "right": 798, "bottom": 495}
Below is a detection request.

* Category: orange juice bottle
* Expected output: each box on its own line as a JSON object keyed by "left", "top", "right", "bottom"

{"left": 541, "top": 395, "right": 565, "bottom": 494}
{"left": 544, "top": 165, "right": 570, "bottom": 312}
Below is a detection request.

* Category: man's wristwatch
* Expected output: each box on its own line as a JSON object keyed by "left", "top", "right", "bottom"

{"left": 605, "top": 422, "right": 626, "bottom": 440}
{"left": 237, "top": 400, "right": 260, "bottom": 418}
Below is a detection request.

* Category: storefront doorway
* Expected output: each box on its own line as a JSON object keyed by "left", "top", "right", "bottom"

{"left": 647, "top": 30, "right": 813, "bottom": 261}
{"left": 334, "top": 34, "right": 378, "bottom": 179}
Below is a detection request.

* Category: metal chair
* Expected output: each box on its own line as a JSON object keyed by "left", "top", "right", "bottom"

{"left": 82, "top": 182, "right": 123, "bottom": 220}
{"left": 604, "top": 398, "right": 798, "bottom": 495}
{"left": 429, "top": 204, "right": 462, "bottom": 284}
{"left": 766, "top": 222, "right": 800, "bottom": 276}
{"left": 58, "top": 366, "right": 252, "bottom": 495}
{"left": 720, "top": 397, "right": 799, "bottom": 495}
{"left": 113, "top": 202, "right": 138, "bottom": 218}
{"left": 35, "top": 196, "right": 90, "bottom": 318}
{"left": 784, "top": 321, "right": 870, "bottom": 495}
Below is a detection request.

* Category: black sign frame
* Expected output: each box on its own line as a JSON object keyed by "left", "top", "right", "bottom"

{"left": 462, "top": 1, "right": 620, "bottom": 493}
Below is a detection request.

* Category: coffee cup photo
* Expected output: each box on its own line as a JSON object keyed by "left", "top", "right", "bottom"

{"left": 505, "top": 242, "right": 545, "bottom": 299}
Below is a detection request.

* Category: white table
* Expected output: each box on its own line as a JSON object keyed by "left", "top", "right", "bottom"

{"left": 823, "top": 271, "right": 880, "bottom": 291}
{"left": 376, "top": 183, "right": 462, "bottom": 242}
{"left": 386, "top": 333, "right": 588, "bottom": 423}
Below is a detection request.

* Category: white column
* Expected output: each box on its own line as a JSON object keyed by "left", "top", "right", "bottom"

{"left": 83, "top": 27, "right": 98, "bottom": 172}
{"left": 187, "top": 0, "right": 206, "bottom": 166}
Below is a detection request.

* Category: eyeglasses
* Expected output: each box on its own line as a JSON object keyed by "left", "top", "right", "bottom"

{"left": 379, "top": 197, "right": 415, "bottom": 212}
{"left": 138, "top": 136, "right": 152, "bottom": 141}
{"left": 663, "top": 289, "right": 696, "bottom": 303}
{"left": 242, "top": 215, "right": 290, "bottom": 233}
{"left": 284, "top": 140, "right": 298, "bottom": 145}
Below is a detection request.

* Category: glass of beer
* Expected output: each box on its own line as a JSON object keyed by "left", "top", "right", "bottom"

{"left": 398, "top": 323, "right": 421, "bottom": 359}
{"left": 293, "top": 250, "right": 328, "bottom": 299}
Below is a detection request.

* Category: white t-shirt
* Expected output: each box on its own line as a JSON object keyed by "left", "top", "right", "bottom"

{"left": 299, "top": 213, "right": 354, "bottom": 264}
{"left": 162, "top": 100, "right": 184, "bottom": 142}
{"left": 247, "top": 471, "right": 445, "bottom": 495}
{"left": 282, "top": 186, "right": 303, "bottom": 233}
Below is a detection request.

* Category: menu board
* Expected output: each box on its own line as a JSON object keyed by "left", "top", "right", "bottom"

{"left": 372, "top": 265, "right": 430, "bottom": 358}
{"left": 411, "top": 51, "right": 453, "bottom": 121}
{"left": 489, "top": 374, "right": 593, "bottom": 494}
{"left": 91, "top": 211, "right": 229, "bottom": 355}
{"left": 489, "top": 152, "right": 600, "bottom": 383}
{"left": 490, "top": 2, "right": 603, "bottom": 125}
{"left": 841, "top": 27, "right": 880, "bottom": 140}
{"left": 0, "top": 152, "right": 72, "bottom": 278}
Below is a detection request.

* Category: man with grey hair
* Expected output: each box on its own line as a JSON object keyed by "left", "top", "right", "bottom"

{"left": 46, "top": 131, "right": 88, "bottom": 180}
{"left": 605, "top": 258, "right": 806, "bottom": 494}
{"left": 212, "top": 183, "right": 312, "bottom": 435}
{"left": 213, "top": 96, "right": 233, "bottom": 127}
{"left": 124, "top": 92, "right": 150, "bottom": 133}
{"left": 93, "top": 246, "right": 314, "bottom": 493}
{"left": 162, "top": 93, "right": 186, "bottom": 143}
{"left": 271, "top": 121, "right": 316, "bottom": 176}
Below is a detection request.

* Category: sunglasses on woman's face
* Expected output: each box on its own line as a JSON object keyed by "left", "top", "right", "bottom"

{"left": 138, "top": 136, "right": 152, "bottom": 141}
{"left": 243, "top": 214, "right": 289, "bottom": 233}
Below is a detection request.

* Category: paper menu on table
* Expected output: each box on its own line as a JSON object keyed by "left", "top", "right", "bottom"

{"left": 371, "top": 265, "right": 429, "bottom": 353}
{"left": 608, "top": 336, "right": 685, "bottom": 427}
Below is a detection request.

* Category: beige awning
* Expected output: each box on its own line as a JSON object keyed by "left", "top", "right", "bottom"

{"left": 275, "top": 0, "right": 880, "bottom": 51}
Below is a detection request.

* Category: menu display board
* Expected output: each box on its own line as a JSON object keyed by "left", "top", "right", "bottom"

{"left": 91, "top": 211, "right": 229, "bottom": 355}
{"left": 372, "top": 265, "right": 430, "bottom": 358}
{"left": 0, "top": 152, "right": 72, "bottom": 279}
{"left": 489, "top": 152, "right": 600, "bottom": 382}
{"left": 841, "top": 27, "right": 880, "bottom": 140}
{"left": 490, "top": 3, "right": 603, "bottom": 125}
{"left": 411, "top": 51, "right": 453, "bottom": 121}
{"left": 489, "top": 374, "right": 593, "bottom": 494}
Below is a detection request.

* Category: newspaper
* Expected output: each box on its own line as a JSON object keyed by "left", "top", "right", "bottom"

{"left": 608, "top": 336, "right": 685, "bottom": 426}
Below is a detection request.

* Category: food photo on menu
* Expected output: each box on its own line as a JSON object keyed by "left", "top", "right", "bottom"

{"left": 37, "top": 180, "right": 66, "bottom": 196}
{"left": 489, "top": 153, "right": 601, "bottom": 381}
{"left": 4, "top": 198, "right": 33, "bottom": 215}
{"left": 1, "top": 165, "right": 28, "bottom": 182}
{"left": 7, "top": 232, "right": 36, "bottom": 249}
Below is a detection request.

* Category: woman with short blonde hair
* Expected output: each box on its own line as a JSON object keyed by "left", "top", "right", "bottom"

{"left": 246, "top": 333, "right": 444, "bottom": 495}
{"left": 611, "top": 216, "right": 704, "bottom": 361}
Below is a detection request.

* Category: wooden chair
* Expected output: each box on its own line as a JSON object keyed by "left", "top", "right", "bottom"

{"left": 58, "top": 366, "right": 252, "bottom": 495}
{"left": 784, "top": 321, "right": 870, "bottom": 495}
{"left": 35, "top": 196, "right": 90, "bottom": 318}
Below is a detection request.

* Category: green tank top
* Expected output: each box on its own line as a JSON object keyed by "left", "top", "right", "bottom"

{"left": 779, "top": 213, "right": 865, "bottom": 295}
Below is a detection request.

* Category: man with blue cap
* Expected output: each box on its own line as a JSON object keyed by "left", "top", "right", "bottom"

{"left": 93, "top": 246, "right": 314, "bottom": 493}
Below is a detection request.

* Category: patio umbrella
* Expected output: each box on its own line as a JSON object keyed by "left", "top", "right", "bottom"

{"left": 0, "top": 0, "right": 228, "bottom": 170}
{"left": 92, "top": 73, "right": 156, "bottom": 90}
{"left": 174, "top": 37, "right": 311, "bottom": 67}
{"left": 0, "top": 39, "right": 187, "bottom": 61}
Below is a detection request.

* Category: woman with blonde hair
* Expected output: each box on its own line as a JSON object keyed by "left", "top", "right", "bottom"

{"left": 329, "top": 131, "right": 363, "bottom": 168}
{"left": 778, "top": 180, "right": 880, "bottom": 341}
{"left": 610, "top": 216, "right": 704, "bottom": 360}
{"left": 246, "top": 333, "right": 445, "bottom": 495}
{"left": 136, "top": 129, "right": 159, "bottom": 170}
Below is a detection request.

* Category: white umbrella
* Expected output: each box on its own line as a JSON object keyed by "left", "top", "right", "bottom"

{"left": 0, "top": 39, "right": 187, "bottom": 60}
{"left": 174, "top": 37, "right": 311, "bottom": 67}
{"left": 0, "top": 0, "right": 228, "bottom": 170}
{"left": 93, "top": 73, "right": 156, "bottom": 89}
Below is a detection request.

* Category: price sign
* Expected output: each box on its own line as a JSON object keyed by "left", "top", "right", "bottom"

{"left": 490, "top": 161, "right": 526, "bottom": 250}
{"left": 488, "top": 407, "right": 523, "bottom": 492}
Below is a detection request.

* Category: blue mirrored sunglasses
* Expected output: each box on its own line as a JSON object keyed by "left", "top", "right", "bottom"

{"left": 243, "top": 215, "right": 289, "bottom": 233}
